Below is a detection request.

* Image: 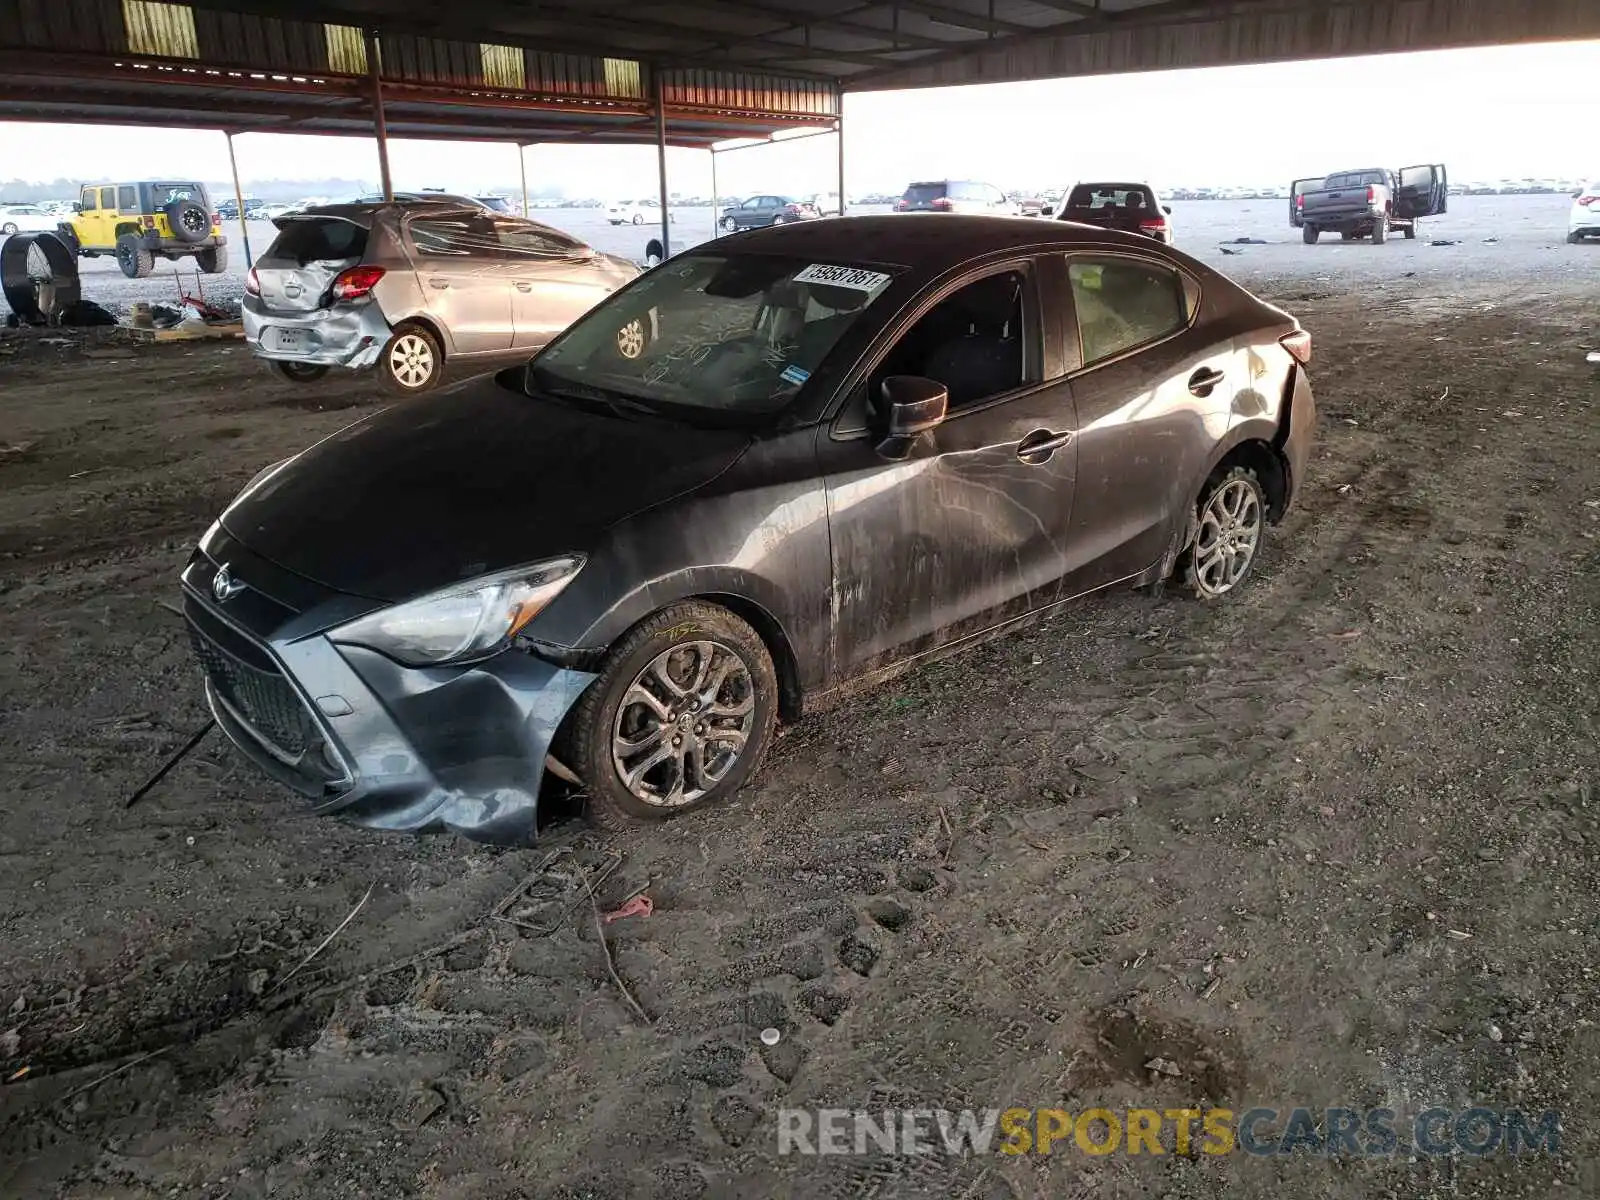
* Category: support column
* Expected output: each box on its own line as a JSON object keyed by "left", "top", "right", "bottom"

{"left": 835, "top": 93, "right": 845, "bottom": 216}
{"left": 709, "top": 147, "right": 719, "bottom": 242}
{"left": 654, "top": 71, "right": 670, "bottom": 258}
{"left": 518, "top": 143, "right": 529, "bottom": 216}
{"left": 366, "top": 29, "right": 393, "bottom": 202}
{"left": 224, "top": 131, "right": 253, "bottom": 269}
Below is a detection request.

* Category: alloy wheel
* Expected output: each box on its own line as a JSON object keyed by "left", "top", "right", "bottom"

{"left": 1192, "top": 477, "right": 1262, "bottom": 597}
{"left": 389, "top": 333, "right": 434, "bottom": 389}
{"left": 615, "top": 318, "right": 646, "bottom": 359}
{"left": 610, "top": 640, "right": 756, "bottom": 808}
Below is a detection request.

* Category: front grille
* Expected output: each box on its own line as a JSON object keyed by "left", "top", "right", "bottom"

{"left": 187, "top": 622, "right": 316, "bottom": 760}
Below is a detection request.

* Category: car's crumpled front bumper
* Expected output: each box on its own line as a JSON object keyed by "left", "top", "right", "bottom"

{"left": 180, "top": 529, "right": 596, "bottom": 844}
{"left": 242, "top": 294, "right": 392, "bottom": 370}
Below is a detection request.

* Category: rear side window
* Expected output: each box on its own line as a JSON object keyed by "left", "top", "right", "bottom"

{"left": 494, "top": 218, "right": 584, "bottom": 259}
{"left": 409, "top": 215, "right": 498, "bottom": 256}
{"left": 117, "top": 186, "right": 137, "bottom": 210}
{"left": 266, "top": 218, "right": 368, "bottom": 265}
{"left": 1068, "top": 257, "right": 1189, "bottom": 368}
{"left": 903, "top": 182, "right": 947, "bottom": 204}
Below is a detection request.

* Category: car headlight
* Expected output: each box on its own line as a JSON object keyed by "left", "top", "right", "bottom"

{"left": 330, "top": 556, "right": 584, "bottom": 667}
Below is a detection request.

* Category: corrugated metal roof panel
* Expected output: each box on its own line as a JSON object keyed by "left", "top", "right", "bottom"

{"left": 191, "top": 9, "right": 327, "bottom": 72}
{"left": 660, "top": 68, "right": 837, "bottom": 115}
{"left": 0, "top": 0, "right": 126, "bottom": 52}
{"left": 380, "top": 33, "right": 484, "bottom": 87}
{"left": 122, "top": 0, "right": 198, "bottom": 59}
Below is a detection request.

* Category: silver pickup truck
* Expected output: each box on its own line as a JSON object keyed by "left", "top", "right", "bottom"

{"left": 1291, "top": 165, "right": 1448, "bottom": 244}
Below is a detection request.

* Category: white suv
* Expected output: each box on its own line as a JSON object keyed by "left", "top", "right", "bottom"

{"left": 1569, "top": 182, "right": 1599, "bottom": 243}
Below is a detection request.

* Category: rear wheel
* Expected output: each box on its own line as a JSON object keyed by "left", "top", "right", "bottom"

{"left": 1181, "top": 465, "right": 1266, "bottom": 601}
{"left": 720, "top": 216, "right": 737, "bottom": 232}
{"left": 269, "top": 361, "right": 328, "bottom": 384}
{"left": 115, "top": 233, "right": 154, "bottom": 278}
{"left": 1302, "top": 224, "right": 1319, "bottom": 244}
{"left": 195, "top": 244, "right": 227, "bottom": 273}
{"left": 1, "top": 223, "right": 17, "bottom": 236}
{"left": 1340, "top": 231, "right": 1355, "bottom": 241}
{"left": 1403, "top": 223, "right": 1417, "bottom": 240}
{"left": 1569, "top": 231, "right": 1584, "bottom": 245}
{"left": 1372, "top": 216, "right": 1388, "bottom": 244}
{"left": 631, "top": 213, "right": 645, "bottom": 225}
{"left": 569, "top": 602, "right": 778, "bottom": 827}
{"left": 379, "top": 323, "right": 443, "bottom": 395}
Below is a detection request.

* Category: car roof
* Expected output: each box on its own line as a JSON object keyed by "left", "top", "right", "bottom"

{"left": 285, "top": 200, "right": 481, "bottom": 224}
{"left": 715, "top": 213, "right": 1193, "bottom": 275}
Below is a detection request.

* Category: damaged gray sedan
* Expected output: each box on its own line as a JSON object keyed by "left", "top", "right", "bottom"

{"left": 189, "top": 216, "right": 1315, "bottom": 844}
{"left": 243, "top": 201, "right": 646, "bottom": 394}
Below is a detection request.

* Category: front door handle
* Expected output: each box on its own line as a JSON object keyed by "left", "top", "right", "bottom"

{"left": 1016, "top": 428, "right": 1072, "bottom": 464}
{"left": 1188, "top": 367, "right": 1226, "bottom": 397}
{"left": 428, "top": 278, "right": 450, "bottom": 290}
{"left": 514, "top": 281, "right": 532, "bottom": 293}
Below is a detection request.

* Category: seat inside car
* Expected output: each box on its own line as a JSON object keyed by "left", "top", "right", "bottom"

{"left": 877, "top": 271, "right": 1023, "bottom": 408}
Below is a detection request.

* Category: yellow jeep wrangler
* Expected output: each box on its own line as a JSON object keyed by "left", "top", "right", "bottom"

{"left": 60, "top": 181, "right": 227, "bottom": 278}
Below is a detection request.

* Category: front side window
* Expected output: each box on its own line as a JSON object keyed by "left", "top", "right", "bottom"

{"left": 533, "top": 253, "right": 899, "bottom": 421}
{"left": 868, "top": 268, "right": 1031, "bottom": 411}
{"left": 1068, "top": 257, "right": 1188, "bottom": 368}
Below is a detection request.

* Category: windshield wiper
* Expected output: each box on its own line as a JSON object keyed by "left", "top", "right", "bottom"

{"left": 526, "top": 367, "right": 661, "bottom": 421}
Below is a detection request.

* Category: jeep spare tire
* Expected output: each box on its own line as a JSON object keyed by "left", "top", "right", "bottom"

{"left": 0, "top": 232, "right": 80, "bottom": 323}
{"left": 166, "top": 199, "right": 210, "bottom": 244}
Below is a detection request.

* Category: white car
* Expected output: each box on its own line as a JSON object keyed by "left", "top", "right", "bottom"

{"left": 0, "top": 204, "right": 58, "bottom": 236}
{"left": 1569, "top": 182, "right": 1599, "bottom": 244}
{"left": 607, "top": 198, "right": 671, "bottom": 226}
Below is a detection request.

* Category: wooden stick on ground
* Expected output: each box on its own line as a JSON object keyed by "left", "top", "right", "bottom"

{"left": 588, "top": 884, "right": 651, "bottom": 1025}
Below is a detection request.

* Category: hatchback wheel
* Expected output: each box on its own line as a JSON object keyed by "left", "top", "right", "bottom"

{"left": 569, "top": 602, "right": 778, "bottom": 826}
{"left": 1183, "top": 465, "right": 1265, "bottom": 600}
{"left": 615, "top": 316, "right": 649, "bottom": 360}
{"left": 1, "top": 223, "right": 17, "bottom": 236}
{"left": 720, "top": 216, "right": 737, "bottom": 232}
{"left": 632, "top": 213, "right": 645, "bottom": 225}
{"left": 269, "top": 360, "right": 329, "bottom": 384}
{"left": 380, "top": 323, "right": 442, "bottom": 395}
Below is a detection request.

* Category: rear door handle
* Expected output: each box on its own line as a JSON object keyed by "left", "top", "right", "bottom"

{"left": 514, "top": 281, "right": 532, "bottom": 293}
{"left": 1016, "top": 428, "right": 1072, "bottom": 463}
{"left": 428, "top": 278, "right": 450, "bottom": 290}
{"left": 1188, "top": 367, "right": 1226, "bottom": 397}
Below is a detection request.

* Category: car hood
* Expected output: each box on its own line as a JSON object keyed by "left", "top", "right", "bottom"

{"left": 221, "top": 374, "right": 752, "bottom": 601}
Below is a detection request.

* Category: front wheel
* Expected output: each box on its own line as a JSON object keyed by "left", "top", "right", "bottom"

{"left": 1, "top": 223, "right": 16, "bottom": 236}
{"left": 631, "top": 213, "right": 645, "bottom": 225}
{"left": 379, "top": 323, "right": 443, "bottom": 395}
{"left": 1182, "top": 465, "right": 1266, "bottom": 601}
{"left": 569, "top": 602, "right": 778, "bottom": 827}
{"left": 1372, "top": 217, "right": 1388, "bottom": 244}
{"left": 720, "top": 216, "right": 737, "bottom": 232}
{"left": 1302, "top": 224, "right": 1319, "bottom": 244}
{"left": 1403, "top": 224, "right": 1417, "bottom": 240}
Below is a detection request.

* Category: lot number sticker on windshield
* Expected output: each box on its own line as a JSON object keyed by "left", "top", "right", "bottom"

{"left": 793, "top": 263, "right": 892, "bottom": 291}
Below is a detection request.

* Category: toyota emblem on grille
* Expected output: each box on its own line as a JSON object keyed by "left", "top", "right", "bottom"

{"left": 212, "top": 564, "right": 245, "bottom": 602}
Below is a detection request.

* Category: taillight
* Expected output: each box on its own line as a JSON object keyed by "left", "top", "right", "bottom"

{"left": 1139, "top": 218, "right": 1168, "bottom": 231}
{"left": 245, "top": 268, "right": 260, "bottom": 296}
{"left": 211, "top": 212, "right": 221, "bottom": 225}
{"left": 1280, "top": 329, "right": 1312, "bottom": 365}
{"left": 785, "top": 203, "right": 800, "bottom": 214}
{"left": 1579, "top": 195, "right": 1598, "bottom": 207}
{"left": 1365, "top": 185, "right": 1376, "bottom": 204}
{"left": 895, "top": 198, "right": 908, "bottom": 211}
{"left": 330, "top": 265, "right": 386, "bottom": 302}
{"left": 931, "top": 197, "right": 954, "bottom": 211}
{"left": 1295, "top": 194, "right": 1304, "bottom": 208}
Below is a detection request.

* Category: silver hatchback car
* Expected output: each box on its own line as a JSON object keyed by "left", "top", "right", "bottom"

{"left": 244, "top": 202, "right": 646, "bottom": 394}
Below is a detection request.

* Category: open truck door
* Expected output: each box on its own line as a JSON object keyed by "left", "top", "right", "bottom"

{"left": 1289, "top": 178, "right": 1320, "bottom": 228}
{"left": 1395, "top": 164, "right": 1448, "bottom": 219}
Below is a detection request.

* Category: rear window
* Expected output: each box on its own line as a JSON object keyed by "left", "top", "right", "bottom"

{"left": 266, "top": 218, "right": 368, "bottom": 265}
{"left": 902, "top": 182, "right": 949, "bottom": 204}
{"left": 476, "top": 196, "right": 513, "bottom": 213}
{"left": 151, "top": 183, "right": 205, "bottom": 207}
{"left": 1323, "top": 171, "right": 1385, "bottom": 189}
{"left": 1067, "top": 184, "right": 1156, "bottom": 211}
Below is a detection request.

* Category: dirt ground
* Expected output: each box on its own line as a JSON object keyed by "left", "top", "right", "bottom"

{"left": 1, "top": 250, "right": 1597, "bottom": 1199}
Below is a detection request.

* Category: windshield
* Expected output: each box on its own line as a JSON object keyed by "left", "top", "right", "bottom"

{"left": 532, "top": 252, "right": 898, "bottom": 420}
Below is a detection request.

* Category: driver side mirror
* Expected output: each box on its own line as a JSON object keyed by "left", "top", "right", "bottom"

{"left": 874, "top": 375, "right": 948, "bottom": 461}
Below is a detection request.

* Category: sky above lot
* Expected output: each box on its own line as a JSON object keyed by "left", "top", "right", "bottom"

{"left": 0, "top": 39, "right": 1595, "bottom": 198}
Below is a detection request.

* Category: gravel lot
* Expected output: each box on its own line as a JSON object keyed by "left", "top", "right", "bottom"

{"left": 1, "top": 193, "right": 1597, "bottom": 1199}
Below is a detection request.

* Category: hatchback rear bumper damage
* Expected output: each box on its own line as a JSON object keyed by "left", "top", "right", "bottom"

{"left": 242, "top": 295, "right": 391, "bottom": 369}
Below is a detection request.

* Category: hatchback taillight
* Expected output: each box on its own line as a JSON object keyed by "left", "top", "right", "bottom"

{"left": 1280, "top": 329, "right": 1312, "bottom": 365}
{"left": 931, "top": 197, "right": 954, "bottom": 211}
{"left": 245, "top": 268, "right": 260, "bottom": 297}
{"left": 330, "top": 265, "right": 386, "bottom": 302}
